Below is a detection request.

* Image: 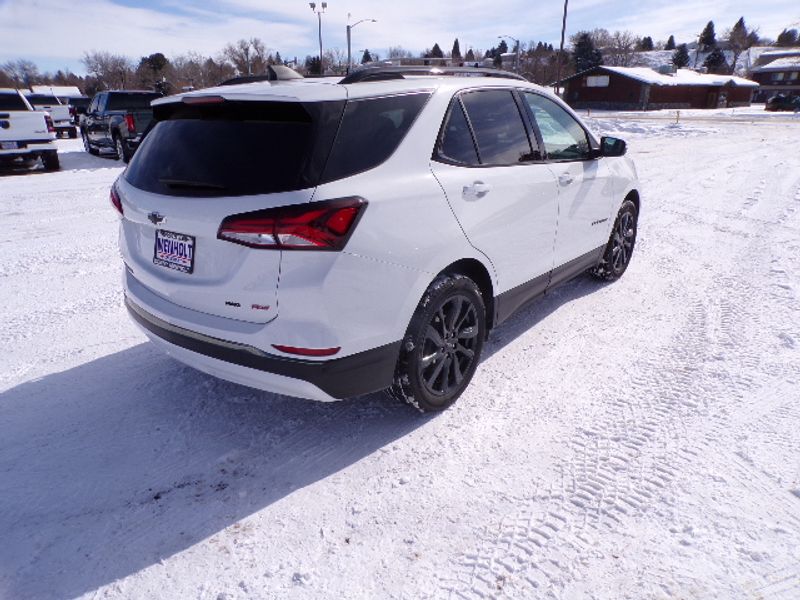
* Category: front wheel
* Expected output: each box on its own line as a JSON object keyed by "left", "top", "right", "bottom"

{"left": 389, "top": 275, "right": 486, "bottom": 412}
{"left": 592, "top": 199, "right": 638, "bottom": 281}
{"left": 82, "top": 131, "right": 98, "bottom": 156}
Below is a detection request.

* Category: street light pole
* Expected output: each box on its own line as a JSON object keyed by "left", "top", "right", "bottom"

{"left": 498, "top": 35, "right": 520, "bottom": 73}
{"left": 347, "top": 14, "right": 377, "bottom": 73}
{"left": 309, "top": 2, "right": 327, "bottom": 75}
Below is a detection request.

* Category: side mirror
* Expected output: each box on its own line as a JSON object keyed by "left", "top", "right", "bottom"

{"left": 601, "top": 136, "right": 627, "bottom": 157}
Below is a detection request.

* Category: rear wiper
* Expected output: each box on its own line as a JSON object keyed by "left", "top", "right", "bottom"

{"left": 159, "top": 178, "right": 227, "bottom": 191}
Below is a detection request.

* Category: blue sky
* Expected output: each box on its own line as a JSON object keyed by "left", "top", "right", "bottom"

{"left": 1, "top": 0, "right": 798, "bottom": 74}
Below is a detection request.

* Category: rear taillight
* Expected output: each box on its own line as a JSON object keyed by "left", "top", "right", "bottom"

{"left": 44, "top": 114, "right": 55, "bottom": 133}
{"left": 69, "top": 106, "right": 76, "bottom": 117}
{"left": 110, "top": 185, "right": 123, "bottom": 216}
{"left": 218, "top": 197, "right": 366, "bottom": 251}
{"left": 124, "top": 114, "right": 136, "bottom": 132}
{"left": 272, "top": 345, "right": 341, "bottom": 357}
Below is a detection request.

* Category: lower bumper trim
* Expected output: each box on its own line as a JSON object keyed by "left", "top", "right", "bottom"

{"left": 125, "top": 296, "right": 400, "bottom": 399}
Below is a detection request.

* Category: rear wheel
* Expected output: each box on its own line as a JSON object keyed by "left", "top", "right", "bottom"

{"left": 82, "top": 131, "right": 98, "bottom": 156}
{"left": 42, "top": 152, "right": 60, "bottom": 172}
{"left": 592, "top": 199, "right": 638, "bottom": 281}
{"left": 115, "top": 135, "right": 131, "bottom": 163}
{"left": 389, "top": 275, "right": 486, "bottom": 412}
{"left": 68, "top": 127, "right": 77, "bottom": 139}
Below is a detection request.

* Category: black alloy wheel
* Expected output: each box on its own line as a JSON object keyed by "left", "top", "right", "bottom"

{"left": 420, "top": 294, "right": 480, "bottom": 398}
{"left": 389, "top": 275, "right": 486, "bottom": 412}
{"left": 593, "top": 199, "right": 638, "bottom": 281}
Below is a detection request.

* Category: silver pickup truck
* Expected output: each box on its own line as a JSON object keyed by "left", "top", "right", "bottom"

{"left": 0, "top": 89, "right": 59, "bottom": 171}
{"left": 24, "top": 92, "right": 76, "bottom": 139}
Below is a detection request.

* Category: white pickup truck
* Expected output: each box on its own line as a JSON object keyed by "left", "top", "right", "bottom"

{"left": 24, "top": 91, "right": 76, "bottom": 138}
{"left": 0, "top": 89, "right": 59, "bottom": 171}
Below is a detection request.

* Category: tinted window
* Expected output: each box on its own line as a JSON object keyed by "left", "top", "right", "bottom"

{"left": 0, "top": 93, "right": 29, "bottom": 111}
{"left": 438, "top": 101, "right": 479, "bottom": 166}
{"left": 461, "top": 90, "right": 532, "bottom": 166}
{"left": 125, "top": 100, "right": 345, "bottom": 197}
{"left": 524, "top": 93, "right": 590, "bottom": 161}
{"left": 107, "top": 93, "right": 162, "bottom": 111}
{"left": 321, "top": 93, "right": 430, "bottom": 182}
{"left": 27, "top": 94, "right": 60, "bottom": 105}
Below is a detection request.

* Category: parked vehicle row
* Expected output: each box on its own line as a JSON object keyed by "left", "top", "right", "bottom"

{"left": 0, "top": 88, "right": 59, "bottom": 171}
{"left": 23, "top": 93, "right": 76, "bottom": 139}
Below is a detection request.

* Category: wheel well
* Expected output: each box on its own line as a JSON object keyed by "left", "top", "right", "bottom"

{"left": 626, "top": 189, "right": 640, "bottom": 214}
{"left": 440, "top": 258, "right": 496, "bottom": 331}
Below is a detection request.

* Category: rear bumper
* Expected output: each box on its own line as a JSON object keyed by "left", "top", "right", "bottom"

{"left": 126, "top": 296, "right": 400, "bottom": 401}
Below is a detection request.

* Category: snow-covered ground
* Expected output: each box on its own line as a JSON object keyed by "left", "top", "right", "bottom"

{"left": 1, "top": 113, "right": 799, "bottom": 600}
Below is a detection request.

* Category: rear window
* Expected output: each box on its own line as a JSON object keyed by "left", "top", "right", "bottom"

{"left": 107, "top": 93, "right": 162, "bottom": 111}
{"left": 27, "top": 94, "right": 59, "bottom": 105}
{"left": 0, "top": 93, "right": 29, "bottom": 111}
{"left": 320, "top": 93, "right": 430, "bottom": 182}
{"left": 125, "top": 100, "right": 345, "bottom": 197}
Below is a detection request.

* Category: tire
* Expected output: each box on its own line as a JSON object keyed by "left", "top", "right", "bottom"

{"left": 42, "top": 152, "right": 60, "bottom": 172}
{"left": 592, "top": 199, "right": 638, "bottom": 281}
{"left": 115, "top": 135, "right": 131, "bottom": 163}
{"left": 82, "top": 131, "right": 98, "bottom": 156}
{"left": 68, "top": 127, "right": 77, "bottom": 139}
{"left": 389, "top": 274, "right": 486, "bottom": 412}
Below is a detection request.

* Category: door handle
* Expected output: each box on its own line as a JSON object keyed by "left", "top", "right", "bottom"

{"left": 463, "top": 181, "right": 491, "bottom": 199}
{"left": 558, "top": 173, "right": 574, "bottom": 186}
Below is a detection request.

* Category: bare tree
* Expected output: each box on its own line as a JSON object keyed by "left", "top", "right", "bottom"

{"left": 1, "top": 59, "right": 40, "bottom": 87}
{"left": 725, "top": 18, "right": 759, "bottom": 74}
{"left": 604, "top": 31, "right": 638, "bottom": 66}
{"left": 387, "top": 46, "right": 414, "bottom": 59}
{"left": 82, "top": 51, "right": 133, "bottom": 89}
{"left": 223, "top": 38, "right": 271, "bottom": 76}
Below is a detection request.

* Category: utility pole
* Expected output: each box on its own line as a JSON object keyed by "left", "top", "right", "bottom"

{"left": 309, "top": 2, "right": 327, "bottom": 75}
{"left": 499, "top": 35, "right": 521, "bottom": 73}
{"left": 555, "top": 0, "right": 569, "bottom": 95}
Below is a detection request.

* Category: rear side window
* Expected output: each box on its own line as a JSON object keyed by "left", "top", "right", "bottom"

{"left": 460, "top": 90, "right": 533, "bottom": 166}
{"left": 321, "top": 93, "right": 430, "bottom": 182}
{"left": 107, "top": 93, "right": 162, "bottom": 111}
{"left": 0, "top": 93, "right": 29, "bottom": 111}
{"left": 438, "top": 101, "right": 479, "bottom": 166}
{"left": 124, "top": 100, "right": 345, "bottom": 197}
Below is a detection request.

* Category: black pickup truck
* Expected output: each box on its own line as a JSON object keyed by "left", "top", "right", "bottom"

{"left": 80, "top": 90, "right": 162, "bottom": 162}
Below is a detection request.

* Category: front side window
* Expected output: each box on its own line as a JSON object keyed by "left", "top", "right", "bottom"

{"left": 524, "top": 93, "right": 591, "bottom": 161}
{"left": 460, "top": 90, "right": 533, "bottom": 166}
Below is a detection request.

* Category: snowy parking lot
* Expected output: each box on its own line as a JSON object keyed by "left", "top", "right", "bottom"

{"left": 1, "top": 109, "right": 799, "bottom": 599}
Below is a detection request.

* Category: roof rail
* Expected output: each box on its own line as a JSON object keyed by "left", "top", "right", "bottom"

{"left": 340, "top": 66, "right": 526, "bottom": 84}
{"left": 219, "top": 65, "right": 304, "bottom": 86}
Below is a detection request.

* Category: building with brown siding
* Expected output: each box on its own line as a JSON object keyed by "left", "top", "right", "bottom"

{"left": 748, "top": 50, "right": 800, "bottom": 102}
{"left": 559, "top": 66, "right": 758, "bottom": 110}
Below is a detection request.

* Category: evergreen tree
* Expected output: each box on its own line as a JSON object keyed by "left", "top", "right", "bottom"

{"left": 305, "top": 56, "right": 321, "bottom": 74}
{"left": 497, "top": 39, "right": 509, "bottom": 55}
{"left": 451, "top": 39, "right": 462, "bottom": 60}
{"left": 274, "top": 51, "right": 283, "bottom": 65}
{"left": 699, "top": 21, "right": 716, "bottom": 49}
{"left": 703, "top": 47, "right": 728, "bottom": 73}
{"left": 572, "top": 31, "right": 603, "bottom": 72}
{"left": 465, "top": 48, "right": 475, "bottom": 62}
{"left": 665, "top": 35, "right": 676, "bottom": 50}
{"left": 776, "top": 28, "right": 799, "bottom": 47}
{"left": 430, "top": 43, "right": 444, "bottom": 59}
{"left": 727, "top": 17, "right": 755, "bottom": 73}
{"left": 361, "top": 49, "right": 373, "bottom": 64}
{"left": 672, "top": 43, "right": 690, "bottom": 67}
{"left": 638, "top": 36, "right": 654, "bottom": 51}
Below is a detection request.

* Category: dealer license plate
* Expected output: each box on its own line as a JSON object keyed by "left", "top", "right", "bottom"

{"left": 1, "top": 141, "right": 19, "bottom": 150}
{"left": 154, "top": 230, "right": 195, "bottom": 274}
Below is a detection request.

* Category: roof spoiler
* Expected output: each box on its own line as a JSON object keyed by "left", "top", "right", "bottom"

{"left": 340, "top": 66, "right": 527, "bottom": 84}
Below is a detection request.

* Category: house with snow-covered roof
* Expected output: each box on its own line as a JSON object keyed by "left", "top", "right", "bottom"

{"left": 557, "top": 65, "right": 758, "bottom": 110}
{"left": 748, "top": 49, "right": 800, "bottom": 102}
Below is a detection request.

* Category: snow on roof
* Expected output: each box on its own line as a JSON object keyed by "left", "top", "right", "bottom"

{"left": 30, "top": 85, "right": 83, "bottom": 97}
{"left": 751, "top": 56, "right": 800, "bottom": 72}
{"left": 600, "top": 66, "right": 759, "bottom": 88}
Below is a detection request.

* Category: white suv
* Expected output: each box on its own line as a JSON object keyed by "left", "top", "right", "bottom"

{"left": 116, "top": 67, "right": 639, "bottom": 411}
